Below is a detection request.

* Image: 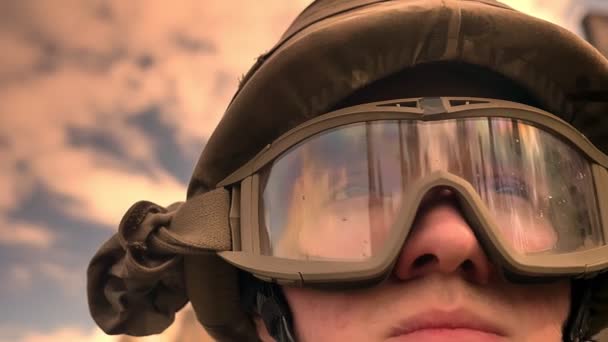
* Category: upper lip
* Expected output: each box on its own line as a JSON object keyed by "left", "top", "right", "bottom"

{"left": 388, "top": 309, "right": 507, "bottom": 338}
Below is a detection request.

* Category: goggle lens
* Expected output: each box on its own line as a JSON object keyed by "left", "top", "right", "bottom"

{"left": 261, "top": 118, "right": 604, "bottom": 261}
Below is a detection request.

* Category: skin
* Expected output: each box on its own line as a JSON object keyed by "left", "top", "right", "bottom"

{"left": 255, "top": 65, "right": 572, "bottom": 341}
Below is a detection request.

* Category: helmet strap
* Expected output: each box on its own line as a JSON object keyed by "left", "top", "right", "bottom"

{"left": 254, "top": 282, "right": 296, "bottom": 342}
{"left": 565, "top": 280, "right": 594, "bottom": 342}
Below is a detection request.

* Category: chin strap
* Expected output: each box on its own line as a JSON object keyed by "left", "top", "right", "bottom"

{"left": 566, "top": 281, "right": 594, "bottom": 342}
{"left": 254, "top": 282, "right": 296, "bottom": 342}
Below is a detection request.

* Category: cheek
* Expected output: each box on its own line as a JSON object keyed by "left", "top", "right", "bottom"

{"left": 508, "top": 280, "right": 571, "bottom": 342}
{"left": 282, "top": 287, "right": 366, "bottom": 342}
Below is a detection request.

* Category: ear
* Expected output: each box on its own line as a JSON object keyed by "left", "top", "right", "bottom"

{"left": 254, "top": 315, "right": 277, "bottom": 342}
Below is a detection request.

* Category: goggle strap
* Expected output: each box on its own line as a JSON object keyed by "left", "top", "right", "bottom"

{"left": 160, "top": 187, "right": 233, "bottom": 254}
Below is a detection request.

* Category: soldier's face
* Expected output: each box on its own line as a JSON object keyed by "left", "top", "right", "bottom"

{"left": 263, "top": 189, "right": 570, "bottom": 342}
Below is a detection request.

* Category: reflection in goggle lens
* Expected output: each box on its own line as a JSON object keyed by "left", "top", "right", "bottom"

{"left": 261, "top": 118, "right": 603, "bottom": 261}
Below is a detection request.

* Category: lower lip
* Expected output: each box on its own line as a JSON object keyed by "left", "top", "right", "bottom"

{"left": 388, "top": 328, "right": 507, "bottom": 342}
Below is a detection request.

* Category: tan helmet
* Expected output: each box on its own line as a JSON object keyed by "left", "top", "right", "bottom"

{"left": 87, "top": 1, "right": 608, "bottom": 341}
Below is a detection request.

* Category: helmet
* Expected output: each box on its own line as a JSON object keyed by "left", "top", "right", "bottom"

{"left": 87, "top": 0, "right": 608, "bottom": 341}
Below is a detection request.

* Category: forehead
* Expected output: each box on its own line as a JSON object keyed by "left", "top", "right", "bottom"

{"left": 333, "top": 62, "right": 542, "bottom": 111}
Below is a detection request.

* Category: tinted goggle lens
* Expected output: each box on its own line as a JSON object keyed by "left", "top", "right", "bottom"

{"left": 260, "top": 118, "right": 604, "bottom": 261}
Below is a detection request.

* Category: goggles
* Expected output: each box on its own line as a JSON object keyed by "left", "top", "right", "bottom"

{"left": 214, "top": 97, "right": 608, "bottom": 287}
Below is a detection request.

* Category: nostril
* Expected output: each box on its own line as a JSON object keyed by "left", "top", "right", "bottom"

{"left": 413, "top": 254, "right": 438, "bottom": 268}
{"left": 460, "top": 259, "right": 487, "bottom": 283}
{"left": 462, "top": 259, "right": 474, "bottom": 272}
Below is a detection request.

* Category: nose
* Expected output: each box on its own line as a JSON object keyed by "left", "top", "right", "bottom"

{"left": 392, "top": 188, "right": 493, "bottom": 284}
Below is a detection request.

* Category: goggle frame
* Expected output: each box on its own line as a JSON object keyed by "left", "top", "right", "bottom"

{"left": 215, "top": 97, "right": 608, "bottom": 288}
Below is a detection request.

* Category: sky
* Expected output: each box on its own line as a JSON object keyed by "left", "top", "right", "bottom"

{"left": 0, "top": 1, "right": 606, "bottom": 342}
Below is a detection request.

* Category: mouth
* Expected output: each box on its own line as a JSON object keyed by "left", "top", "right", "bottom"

{"left": 387, "top": 309, "right": 508, "bottom": 342}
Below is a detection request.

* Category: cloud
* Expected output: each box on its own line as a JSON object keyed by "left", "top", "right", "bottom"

{"left": 0, "top": 0, "right": 313, "bottom": 236}
{"left": 6, "top": 265, "right": 33, "bottom": 290}
{"left": 0, "top": 221, "right": 55, "bottom": 248}
{"left": 172, "top": 33, "right": 216, "bottom": 54}
{"left": 0, "top": 324, "right": 117, "bottom": 342}
{"left": 503, "top": 0, "right": 584, "bottom": 34}
{"left": 3, "top": 305, "right": 214, "bottom": 342}
{"left": 0, "top": 31, "right": 40, "bottom": 82}
{"left": 38, "top": 262, "right": 83, "bottom": 295}
{"left": 4, "top": 260, "right": 83, "bottom": 297}
{"left": 127, "top": 106, "right": 201, "bottom": 184}
{"left": 0, "top": 153, "right": 33, "bottom": 214}
{"left": 14, "top": 327, "right": 117, "bottom": 342}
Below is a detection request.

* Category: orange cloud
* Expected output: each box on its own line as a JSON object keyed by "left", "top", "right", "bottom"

{"left": 0, "top": 0, "right": 314, "bottom": 234}
{"left": 10, "top": 304, "right": 215, "bottom": 342}
{"left": 0, "top": 221, "right": 55, "bottom": 248}
{"left": 16, "top": 327, "right": 117, "bottom": 342}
